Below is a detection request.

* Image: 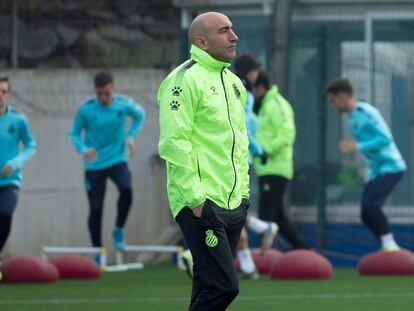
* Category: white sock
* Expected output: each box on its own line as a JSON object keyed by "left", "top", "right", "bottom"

{"left": 381, "top": 233, "right": 399, "bottom": 249}
{"left": 237, "top": 249, "right": 256, "bottom": 274}
{"left": 247, "top": 216, "right": 269, "bottom": 234}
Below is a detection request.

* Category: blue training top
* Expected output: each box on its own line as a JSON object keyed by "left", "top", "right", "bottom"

{"left": 348, "top": 101, "right": 406, "bottom": 180}
{"left": 0, "top": 105, "right": 37, "bottom": 187}
{"left": 245, "top": 91, "right": 263, "bottom": 159}
{"left": 70, "top": 94, "right": 145, "bottom": 171}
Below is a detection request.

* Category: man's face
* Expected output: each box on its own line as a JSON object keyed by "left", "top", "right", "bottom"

{"left": 246, "top": 68, "right": 260, "bottom": 85}
{"left": 204, "top": 15, "right": 238, "bottom": 62}
{"left": 0, "top": 81, "right": 10, "bottom": 112}
{"left": 95, "top": 83, "right": 114, "bottom": 106}
{"left": 253, "top": 84, "right": 266, "bottom": 99}
{"left": 327, "top": 92, "right": 349, "bottom": 113}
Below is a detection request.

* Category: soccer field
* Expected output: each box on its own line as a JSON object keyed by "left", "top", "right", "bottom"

{"left": 1, "top": 265, "right": 414, "bottom": 311}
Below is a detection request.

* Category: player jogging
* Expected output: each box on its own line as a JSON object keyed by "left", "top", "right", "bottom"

{"left": 325, "top": 78, "right": 406, "bottom": 251}
{"left": 70, "top": 71, "right": 145, "bottom": 261}
{"left": 0, "top": 77, "right": 36, "bottom": 260}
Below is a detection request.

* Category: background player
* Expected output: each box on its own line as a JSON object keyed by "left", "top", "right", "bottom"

{"left": 325, "top": 78, "right": 406, "bottom": 251}
{"left": 0, "top": 77, "right": 36, "bottom": 261}
{"left": 70, "top": 71, "right": 145, "bottom": 260}
{"left": 253, "top": 71, "right": 308, "bottom": 249}
{"left": 234, "top": 54, "right": 278, "bottom": 278}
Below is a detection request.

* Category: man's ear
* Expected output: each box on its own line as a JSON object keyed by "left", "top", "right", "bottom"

{"left": 194, "top": 35, "right": 208, "bottom": 51}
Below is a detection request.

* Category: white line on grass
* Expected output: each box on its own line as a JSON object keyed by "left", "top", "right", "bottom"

{"left": 1, "top": 292, "right": 414, "bottom": 305}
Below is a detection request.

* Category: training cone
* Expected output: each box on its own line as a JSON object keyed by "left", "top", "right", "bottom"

{"left": 358, "top": 249, "right": 414, "bottom": 276}
{"left": 251, "top": 248, "right": 283, "bottom": 274}
{"left": 269, "top": 249, "right": 333, "bottom": 280}
{"left": 50, "top": 255, "right": 101, "bottom": 279}
{"left": 0, "top": 256, "right": 59, "bottom": 284}
{"left": 234, "top": 248, "right": 283, "bottom": 274}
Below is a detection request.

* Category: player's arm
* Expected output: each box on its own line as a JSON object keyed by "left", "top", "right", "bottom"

{"left": 247, "top": 125, "right": 263, "bottom": 156}
{"left": 158, "top": 74, "right": 205, "bottom": 209}
{"left": 125, "top": 98, "right": 145, "bottom": 142}
{"left": 5, "top": 115, "right": 37, "bottom": 172}
{"left": 69, "top": 108, "right": 88, "bottom": 154}
{"left": 260, "top": 99, "right": 295, "bottom": 155}
{"left": 245, "top": 93, "right": 263, "bottom": 156}
{"left": 356, "top": 115, "right": 391, "bottom": 153}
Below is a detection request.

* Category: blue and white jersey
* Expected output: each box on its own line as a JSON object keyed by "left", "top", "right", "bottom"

{"left": 0, "top": 105, "right": 36, "bottom": 187}
{"left": 70, "top": 94, "right": 145, "bottom": 171}
{"left": 245, "top": 91, "right": 263, "bottom": 160}
{"left": 348, "top": 101, "right": 406, "bottom": 180}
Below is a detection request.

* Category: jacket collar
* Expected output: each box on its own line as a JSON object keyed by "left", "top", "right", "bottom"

{"left": 190, "top": 45, "right": 231, "bottom": 71}
{"left": 263, "top": 85, "right": 278, "bottom": 101}
{"left": 254, "top": 85, "right": 278, "bottom": 114}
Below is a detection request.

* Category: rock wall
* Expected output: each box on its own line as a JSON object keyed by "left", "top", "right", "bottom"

{"left": 0, "top": 1, "right": 181, "bottom": 68}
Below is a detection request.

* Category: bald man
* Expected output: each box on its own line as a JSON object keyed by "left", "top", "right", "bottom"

{"left": 158, "top": 12, "right": 249, "bottom": 311}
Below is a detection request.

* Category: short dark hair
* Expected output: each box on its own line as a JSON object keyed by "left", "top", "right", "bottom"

{"left": 94, "top": 71, "right": 113, "bottom": 87}
{"left": 254, "top": 70, "right": 270, "bottom": 90}
{"left": 234, "top": 53, "right": 261, "bottom": 79}
{"left": 324, "top": 78, "right": 353, "bottom": 95}
{"left": 0, "top": 76, "right": 11, "bottom": 91}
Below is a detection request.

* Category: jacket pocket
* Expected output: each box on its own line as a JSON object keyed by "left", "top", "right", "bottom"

{"left": 200, "top": 200, "right": 220, "bottom": 228}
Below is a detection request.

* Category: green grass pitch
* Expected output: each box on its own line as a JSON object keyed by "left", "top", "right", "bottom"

{"left": 1, "top": 265, "right": 414, "bottom": 311}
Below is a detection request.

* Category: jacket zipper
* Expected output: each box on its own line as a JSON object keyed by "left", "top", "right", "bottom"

{"left": 197, "top": 156, "right": 201, "bottom": 180}
{"left": 220, "top": 67, "right": 237, "bottom": 209}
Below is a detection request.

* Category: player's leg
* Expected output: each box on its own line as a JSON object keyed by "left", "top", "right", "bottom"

{"left": 246, "top": 215, "right": 278, "bottom": 254}
{"left": 361, "top": 172, "right": 404, "bottom": 251}
{"left": 225, "top": 201, "right": 248, "bottom": 254}
{"left": 176, "top": 201, "right": 244, "bottom": 311}
{"left": 236, "top": 227, "right": 258, "bottom": 278}
{"left": 0, "top": 215, "right": 11, "bottom": 254}
{"left": 269, "top": 176, "right": 308, "bottom": 249}
{"left": 0, "top": 186, "right": 19, "bottom": 256}
{"left": 258, "top": 175, "right": 275, "bottom": 222}
{"left": 216, "top": 201, "right": 247, "bottom": 307}
{"left": 108, "top": 162, "right": 132, "bottom": 249}
{"left": 85, "top": 169, "right": 107, "bottom": 248}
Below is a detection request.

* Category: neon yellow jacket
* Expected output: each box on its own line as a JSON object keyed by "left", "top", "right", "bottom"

{"left": 157, "top": 45, "right": 249, "bottom": 218}
{"left": 253, "top": 85, "right": 295, "bottom": 179}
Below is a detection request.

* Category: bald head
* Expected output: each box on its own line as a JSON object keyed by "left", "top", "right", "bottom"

{"left": 188, "top": 12, "right": 238, "bottom": 62}
{"left": 188, "top": 12, "right": 227, "bottom": 44}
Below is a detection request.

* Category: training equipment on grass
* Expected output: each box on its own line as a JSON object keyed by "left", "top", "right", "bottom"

{"left": 269, "top": 249, "right": 333, "bottom": 279}
{"left": 49, "top": 255, "right": 101, "bottom": 279}
{"left": 104, "top": 262, "right": 144, "bottom": 272}
{"left": 234, "top": 248, "right": 283, "bottom": 275}
{"left": 252, "top": 248, "right": 283, "bottom": 274}
{"left": 115, "top": 244, "right": 184, "bottom": 267}
{"left": 358, "top": 249, "right": 414, "bottom": 276}
{"left": 42, "top": 246, "right": 107, "bottom": 269}
{"left": 0, "top": 256, "right": 59, "bottom": 284}
{"left": 42, "top": 245, "right": 182, "bottom": 272}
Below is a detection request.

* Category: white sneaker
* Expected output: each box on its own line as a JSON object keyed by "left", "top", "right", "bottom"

{"left": 239, "top": 269, "right": 259, "bottom": 280}
{"left": 260, "top": 222, "right": 278, "bottom": 255}
{"left": 381, "top": 244, "right": 401, "bottom": 252}
{"left": 178, "top": 249, "right": 193, "bottom": 279}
